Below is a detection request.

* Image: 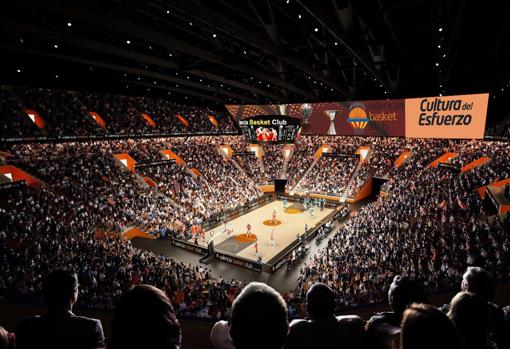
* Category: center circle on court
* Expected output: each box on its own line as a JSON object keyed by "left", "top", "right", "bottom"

{"left": 263, "top": 219, "right": 282, "bottom": 226}
{"left": 284, "top": 207, "right": 303, "bottom": 214}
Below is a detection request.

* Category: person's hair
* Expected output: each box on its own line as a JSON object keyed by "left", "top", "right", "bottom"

{"left": 229, "top": 282, "right": 289, "bottom": 349}
{"left": 461, "top": 267, "right": 495, "bottom": 301}
{"left": 388, "top": 275, "right": 428, "bottom": 316}
{"left": 0, "top": 326, "right": 10, "bottom": 349}
{"left": 448, "top": 292, "right": 489, "bottom": 349}
{"left": 400, "top": 303, "right": 460, "bottom": 349}
{"left": 42, "top": 269, "right": 79, "bottom": 309}
{"left": 306, "top": 283, "right": 336, "bottom": 319}
{"left": 110, "top": 285, "right": 181, "bottom": 349}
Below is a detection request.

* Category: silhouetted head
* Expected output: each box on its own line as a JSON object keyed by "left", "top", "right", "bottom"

{"left": 230, "top": 282, "right": 288, "bottom": 349}
{"left": 461, "top": 267, "right": 495, "bottom": 302}
{"left": 401, "top": 303, "right": 460, "bottom": 349}
{"left": 306, "top": 283, "right": 336, "bottom": 320}
{"left": 388, "top": 275, "right": 428, "bottom": 316}
{"left": 110, "top": 285, "right": 181, "bottom": 349}
{"left": 42, "top": 269, "right": 79, "bottom": 310}
{"left": 448, "top": 292, "right": 489, "bottom": 349}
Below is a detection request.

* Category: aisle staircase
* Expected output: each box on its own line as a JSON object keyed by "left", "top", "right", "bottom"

{"left": 292, "top": 159, "right": 318, "bottom": 191}
{"left": 281, "top": 145, "right": 294, "bottom": 179}
{"left": 338, "top": 148, "right": 373, "bottom": 202}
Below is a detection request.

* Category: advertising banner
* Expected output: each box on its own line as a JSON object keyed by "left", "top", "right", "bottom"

{"left": 226, "top": 93, "right": 489, "bottom": 139}
{"left": 226, "top": 100, "right": 405, "bottom": 137}
{"left": 404, "top": 93, "right": 489, "bottom": 139}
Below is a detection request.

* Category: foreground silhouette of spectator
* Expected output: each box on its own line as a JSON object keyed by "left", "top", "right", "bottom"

{"left": 448, "top": 292, "right": 490, "bottom": 349}
{"left": 109, "top": 285, "right": 181, "bottom": 349}
{"left": 0, "top": 326, "right": 15, "bottom": 349}
{"left": 284, "top": 283, "right": 365, "bottom": 349}
{"left": 365, "top": 276, "right": 428, "bottom": 349}
{"left": 16, "top": 269, "right": 105, "bottom": 349}
{"left": 400, "top": 303, "right": 460, "bottom": 349}
{"left": 229, "top": 282, "right": 289, "bottom": 349}
{"left": 460, "top": 267, "right": 505, "bottom": 348}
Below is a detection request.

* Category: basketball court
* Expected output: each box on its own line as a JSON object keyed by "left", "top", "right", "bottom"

{"left": 191, "top": 199, "right": 334, "bottom": 263}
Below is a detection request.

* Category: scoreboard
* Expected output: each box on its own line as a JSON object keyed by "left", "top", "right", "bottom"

{"left": 239, "top": 115, "right": 301, "bottom": 143}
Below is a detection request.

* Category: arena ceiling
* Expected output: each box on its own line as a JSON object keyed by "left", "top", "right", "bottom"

{"left": 0, "top": 0, "right": 509, "bottom": 117}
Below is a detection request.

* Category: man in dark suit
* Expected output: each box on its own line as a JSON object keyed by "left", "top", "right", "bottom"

{"left": 16, "top": 269, "right": 105, "bottom": 349}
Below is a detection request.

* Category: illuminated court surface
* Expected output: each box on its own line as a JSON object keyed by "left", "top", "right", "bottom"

{"left": 195, "top": 200, "right": 334, "bottom": 263}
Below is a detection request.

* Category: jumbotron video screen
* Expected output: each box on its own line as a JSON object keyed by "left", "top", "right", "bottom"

{"left": 239, "top": 115, "right": 301, "bottom": 143}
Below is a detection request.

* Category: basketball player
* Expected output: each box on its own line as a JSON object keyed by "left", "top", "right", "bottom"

{"left": 246, "top": 223, "right": 252, "bottom": 238}
{"left": 271, "top": 209, "right": 277, "bottom": 224}
{"left": 199, "top": 227, "right": 206, "bottom": 242}
{"left": 270, "top": 230, "right": 276, "bottom": 247}
{"left": 254, "top": 242, "right": 259, "bottom": 256}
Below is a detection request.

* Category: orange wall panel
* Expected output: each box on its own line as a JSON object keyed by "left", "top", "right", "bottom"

{"left": 141, "top": 113, "right": 157, "bottom": 127}
{"left": 24, "top": 109, "right": 45, "bottom": 129}
{"left": 0, "top": 165, "right": 40, "bottom": 186}
{"left": 89, "top": 112, "right": 106, "bottom": 128}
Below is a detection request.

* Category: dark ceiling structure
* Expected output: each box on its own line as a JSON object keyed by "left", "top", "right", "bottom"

{"left": 0, "top": 0, "right": 509, "bottom": 119}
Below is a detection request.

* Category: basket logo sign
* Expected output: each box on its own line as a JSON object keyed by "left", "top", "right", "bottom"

{"left": 346, "top": 103, "right": 369, "bottom": 131}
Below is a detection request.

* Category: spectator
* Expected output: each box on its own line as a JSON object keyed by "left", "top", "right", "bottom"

{"left": 229, "top": 282, "right": 289, "bottom": 349}
{"left": 366, "top": 276, "right": 428, "bottom": 348}
{"left": 16, "top": 269, "right": 105, "bottom": 349}
{"left": 460, "top": 267, "right": 505, "bottom": 348}
{"left": 285, "top": 283, "right": 365, "bottom": 349}
{"left": 447, "top": 292, "right": 490, "bottom": 349}
{"left": 210, "top": 320, "right": 235, "bottom": 349}
{"left": 400, "top": 303, "right": 460, "bottom": 349}
{"left": 109, "top": 285, "right": 181, "bottom": 349}
{"left": 0, "top": 326, "right": 15, "bottom": 349}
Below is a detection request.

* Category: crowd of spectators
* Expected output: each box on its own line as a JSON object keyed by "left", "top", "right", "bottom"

{"left": 345, "top": 137, "right": 406, "bottom": 196}
{"left": 293, "top": 141, "right": 358, "bottom": 195}
{"left": 0, "top": 88, "right": 41, "bottom": 139}
{"left": 0, "top": 86, "right": 238, "bottom": 139}
{"left": 2, "top": 267, "right": 509, "bottom": 349}
{"left": 298, "top": 138, "right": 510, "bottom": 313}
{"left": 1, "top": 135, "right": 509, "bottom": 346}
{"left": 230, "top": 144, "right": 266, "bottom": 185}
{"left": 14, "top": 88, "right": 102, "bottom": 137}
{"left": 285, "top": 137, "right": 317, "bottom": 188}
{"left": 0, "top": 183, "right": 246, "bottom": 319}
{"left": 486, "top": 115, "right": 510, "bottom": 139}
{"left": 261, "top": 144, "right": 285, "bottom": 182}
{"left": 172, "top": 143, "right": 263, "bottom": 218}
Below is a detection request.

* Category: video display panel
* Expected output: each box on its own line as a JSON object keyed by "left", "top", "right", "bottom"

{"left": 226, "top": 93, "right": 489, "bottom": 139}
{"left": 239, "top": 115, "right": 301, "bottom": 143}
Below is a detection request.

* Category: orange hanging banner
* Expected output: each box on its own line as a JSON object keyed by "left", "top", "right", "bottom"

{"left": 141, "top": 113, "right": 157, "bottom": 127}
{"left": 113, "top": 153, "right": 136, "bottom": 172}
{"left": 0, "top": 165, "right": 41, "bottom": 186}
{"left": 160, "top": 150, "right": 186, "bottom": 165}
{"left": 176, "top": 114, "right": 189, "bottom": 127}
{"left": 24, "top": 109, "right": 45, "bottom": 129}
{"left": 427, "top": 152, "right": 458, "bottom": 168}
{"left": 89, "top": 112, "right": 106, "bottom": 128}
{"left": 208, "top": 115, "right": 219, "bottom": 128}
